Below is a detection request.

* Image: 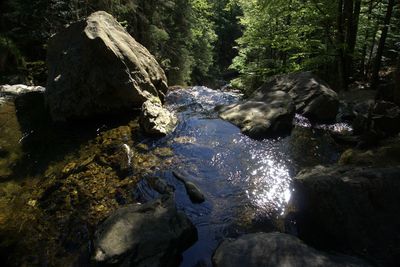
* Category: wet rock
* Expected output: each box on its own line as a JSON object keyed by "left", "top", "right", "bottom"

{"left": 152, "top": 147, "right": 174, "bottom": 157}
{"left": 45, "top": 11, "right": 168, "bottom": 121}
{"left": 254, "top": 72, "right": 339, "bottom": 122}
{"left": 98, "top": 144, "right": 133, "bottom": 178}
{"left": 173, "top": 170, "right": 205, "bottom": 203}
{"left": 146, "top": 176, "right": 174, "bottom": 195}
{"left": 93, "top": 196, "right": 197, "bottom": 266}
{"left": 286, "top": 165, "right": 400, "bottom": 266}
{"left": 0, "top": 84, "right": 45, "bottom": 96}
{"left": 213, "top": 232, "right": 370, "bottom": 267}
{"left": 140, "top": 98, "right": 178, "bottom": 136}
{"left": 218, "top": 90, "right": 295, "bottom": 139}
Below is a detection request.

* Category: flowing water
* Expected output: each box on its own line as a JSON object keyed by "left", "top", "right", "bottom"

{"left": 136, "top": 86, "right": 347, "bottom": 267}
{"left": 0, "top": 86, "right": 349, "bottom": 266}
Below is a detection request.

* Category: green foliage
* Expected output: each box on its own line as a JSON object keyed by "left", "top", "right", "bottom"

{"left": 0, "top": 0, "right": 220, "bottom": 86}
{"left": 231, "top": 0, "right": 400, "bottom": 92}
{"left": 230, "top": 0, "right": 338, "bottom": 90}
{"left": 3, "top": 0, "right": 396, "bottom": 90}
{"left": 0, "top": 36, "right": 26, "bottom": 73}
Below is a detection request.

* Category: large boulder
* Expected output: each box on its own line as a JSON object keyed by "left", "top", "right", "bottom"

{"left": 93, "top": 196, "right": 197, "bottom": 266}
{"left": 218, "top": 90, "right": 295, "bottom": 139}
{"left": 254, "top": 72, "right": 339, "bottom": 122}
{"left": 45, "top": 11, "right": 168, "bottom": 121}
{"left": 286, "top": 165, "right": 400, "bottom": 266}
{"left": 213, "top": 232, "right": 370, "bottom": 267}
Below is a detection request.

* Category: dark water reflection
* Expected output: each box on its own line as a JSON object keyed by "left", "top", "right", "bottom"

{"left": 136, "top": 86, "right": 345, "bottom": 267}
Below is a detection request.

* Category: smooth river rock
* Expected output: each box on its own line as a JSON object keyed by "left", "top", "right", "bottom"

{"left": 213, "top": 232, "right": 371, "bottom": 267}
{"left": 218, "top": 90, "right": 295, "bottom": 139}
{"left": 140, "top": 97, "right": 178, "bottom": 136}
{"left": 45, "top": 11, "right": 168, "bottom": 121}
{"left": 254, "top": 72, "right": 339, "bottom": 122}
{"left": 172, "top": 170, "right": 205, "bottom": 203}
{"left": 287, "top": 165, "right": 400, "bottom": 266}
{"left": 93, "top": 196, "right": 197, "bottom": 266}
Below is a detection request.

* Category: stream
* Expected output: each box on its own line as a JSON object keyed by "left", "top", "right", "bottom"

{"left": 0, "top": 86, "right": 350, "bottom": 267}
{"left": 135, "top": 86, "right": 347, "bottom": 267}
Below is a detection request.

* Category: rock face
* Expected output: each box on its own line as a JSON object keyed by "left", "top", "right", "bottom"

{"left": 140, "top": 97, "right": 177, "bottom": 136}
{"left": 255, "top": 72, "right": 339, "bottom": 122}
{"left": 287, "top": 165, "right": 400, "bottom": 266}
{"left": 93, "top": 196, "right": 197, "bottom": 266}
{"left": 251, "top": 72, "right": 339, "bottom": 122}
{"left": 213, "top": 232, "right": 370, "bottom": 267}
{"left": 218, "top": 90, "right": 295, "bottom": 139}
{"left": 45, "top": 11, "right": 168, "bottom": 121}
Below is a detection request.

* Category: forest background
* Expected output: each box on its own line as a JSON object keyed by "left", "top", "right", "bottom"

{"left": 0, "top": 0, "right": 399, "bottom": 99}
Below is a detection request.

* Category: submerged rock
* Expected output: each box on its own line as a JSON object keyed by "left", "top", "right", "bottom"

{"left": 218, "top": 90, "right": 295, "bottom": 139}
{"left": 45, "top": 11, "right": 168, "bottom": 121}
{"left": 213, "top": 232, "right": 370, "bottom": 267}
{"left": 287, "top": 165, "right": 400, "bottom": 266}
{"left": 173, "top": 170, "right": 205, "bottom": 203}
{"left": 140, "top": 98, "right": 177, "bottom": 136}
{"left": 146, "top": 176, "right": 174, "bottom": 195}
{"left": 254, "top": 72, "right": 339, "bottom": 122}
{"left": 93, "top": 196, "right": 197, "bottom": 266}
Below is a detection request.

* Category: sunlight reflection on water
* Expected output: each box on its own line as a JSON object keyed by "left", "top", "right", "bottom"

{"left": 168, "top": 87, "right": 293, "bottom": 216}
{"left": 230, "top": 136, "right": 292, "bottom": 215}
{"left": 163, "top": 86, "right": 343, "bottom": 267}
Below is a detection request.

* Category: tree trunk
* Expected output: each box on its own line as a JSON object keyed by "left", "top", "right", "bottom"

{"left": 346, "top": 0, "right": 362, "bottom": 78}
{"left": 395, "top": 55, "right": 400, "bottom": 105}
{"left": 371, "top": 0, "right": 396, "bottom": 90}
{"left": 361, "top": 0, "right": 374, "bottom": 78}
{"left": 336, "top": 0, "right": 347, "bottom": 90}
{"left": 343, "top": 0, "right": 354, "bottom": 85}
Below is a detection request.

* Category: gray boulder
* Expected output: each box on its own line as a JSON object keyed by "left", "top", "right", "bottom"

{"left": 46, "top": 11, "right": 168, "bottom": 121}
{"left": 213, "top": 232, "right": 370, "bottom": 267}
{"left": 254, "top": 72, "right": 339, "bottom": 122}
{"left": 287, "top": 165, "right": 400, "bottom": 266}
{"left": 93, "top": 196, "right": 197, "bottom": 266}
{"left": 218, "top": 90, "right": 295, "bottom": 139}
{"left": 140, "top": 97, "right": 177, "bottom": 136}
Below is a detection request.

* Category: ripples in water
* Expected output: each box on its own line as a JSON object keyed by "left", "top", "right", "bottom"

{"left": 146, "top": 86, "right": 347, "bottom": 266}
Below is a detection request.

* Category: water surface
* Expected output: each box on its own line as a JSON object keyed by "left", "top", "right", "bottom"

{"left": 137, "top": 86, "right": 344, "bottom": 267}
